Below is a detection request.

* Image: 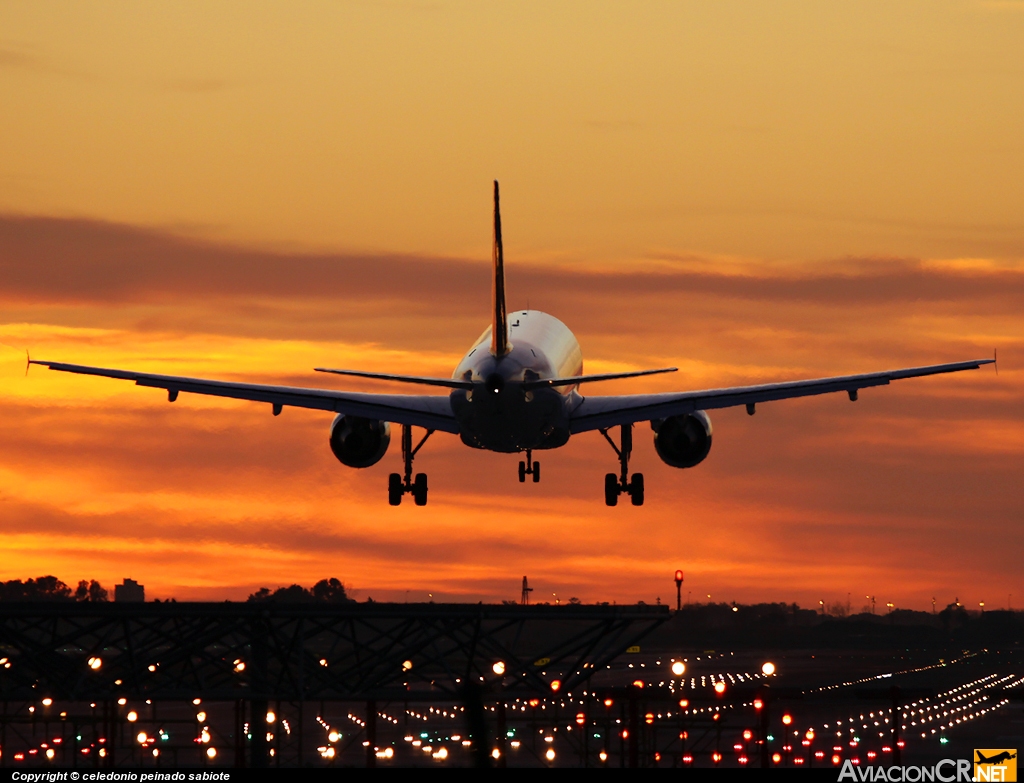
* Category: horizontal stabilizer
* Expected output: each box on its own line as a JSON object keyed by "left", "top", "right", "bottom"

{"left": 523, "top": 367, "right": 677, "bottom": 390}
{"left": 314, "top": 367, "right": 473, "bottom": 389}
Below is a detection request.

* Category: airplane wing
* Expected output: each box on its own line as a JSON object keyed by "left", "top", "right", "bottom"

{"left": 29, "top": 361, "right": 460, "bottom": 433}
{"left": 568, "top": 359, "right": 994, "bottom": 434}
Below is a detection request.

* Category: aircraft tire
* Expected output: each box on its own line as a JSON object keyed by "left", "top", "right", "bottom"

{"left": 413, "top": 473, "right": 428, "bottom": 506}
{"left": 518, "top": 461, "right": 526, "bottom": 483}
{"left": 388, "top": 473, "right": 403, "bottom": 506}
{"left": 630, "top": 473, "right": 644, "bottom": 506}
{"left": 604, "top": 473, "right": 619, "bottom": 506}
{"left": 533, "top": 462, "right": 541, "bottom": 483}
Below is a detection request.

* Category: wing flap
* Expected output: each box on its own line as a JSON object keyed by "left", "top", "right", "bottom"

{"left": 569, "top": 359, "right": 994, "bottom": 433}
{"left": 31, "top": 361, "right": 460, "bottom": 433}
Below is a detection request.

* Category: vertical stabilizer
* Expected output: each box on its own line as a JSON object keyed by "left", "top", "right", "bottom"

{"left": 491, "top": 180, "right": 511, "bottom": 357}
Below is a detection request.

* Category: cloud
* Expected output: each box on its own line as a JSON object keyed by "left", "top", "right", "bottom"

{"left": 0, "top": 214, "right": 1021, "bottom": 607}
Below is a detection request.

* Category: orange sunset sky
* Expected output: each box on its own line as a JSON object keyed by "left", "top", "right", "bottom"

{"left": 1, "top": 2, "right": 1022, "bottom": 609}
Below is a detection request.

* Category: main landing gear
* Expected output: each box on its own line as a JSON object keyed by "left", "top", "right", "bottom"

{"left": 518, "top": 449, "right": 541, "bottom": 483}
{"left": 389, "top": 424, "right": 434, "bottom": 506}
{"left": 600, "top": 424, "right": 644, "bottom": 506}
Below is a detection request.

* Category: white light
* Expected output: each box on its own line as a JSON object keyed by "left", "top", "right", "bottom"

{"left": 671, "top": 661, "right": 686, "bottom": 676}
{"left": 492, "top": 661, "right": 506, "bottom": 676}
{"left": 206, "top": 747, "right": 217, "bottom": 759}
{"left": 545, "top": 748, "right": 556, "bottom": 762}
{"left": 762, "top": 662, "right": 776, "bottom": 676}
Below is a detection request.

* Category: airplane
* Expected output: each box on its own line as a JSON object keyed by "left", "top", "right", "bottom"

{"left": 976, "top": 751, "right": 1016, "bottom": 765}
{"left": 29, "top": 182, "right": 995, "bottom": 507}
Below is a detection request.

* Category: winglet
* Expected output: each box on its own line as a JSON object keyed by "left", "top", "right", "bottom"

{"left": 25, "top": 349, "right": 30, "bottom": 377}
{"left": 490, "top": 180, "right": 511, "bottom": 358}
{"left": 994, "top": 347, "right": 998, "bottom": 375}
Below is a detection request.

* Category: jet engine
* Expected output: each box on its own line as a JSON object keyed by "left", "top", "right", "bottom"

{"left": 329, "top": 415, "right": 391, "bottom": 468}
{"left": 652, "top": 411, "right": 713, "bottom": 469}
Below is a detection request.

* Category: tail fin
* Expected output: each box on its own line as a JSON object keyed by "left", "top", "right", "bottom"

{"left": 491, "top": 180, "right": 510, "bottom": 357}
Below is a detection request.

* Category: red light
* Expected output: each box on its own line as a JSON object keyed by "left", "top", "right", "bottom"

{"left": 575, "top": 712, "right": 585, "bottom": 726}
{"left": 734, "top": 744, "right": 744, "bottom": 751}
{"left": 645, "top": 713, "right": 654, "bottom": 725}
{"left": 867, "top": 751, "right": 877, "bottom": 759}
{"left": 550, "top": 680, "right": 561, "bottom": 692}
{"left": 654, "top": 752, "right": 661, "bottom": 762}
{"left": 713, "top": 713, "right": 720, "bottom": 721}
{"left": 621, "top": 730, "right": 629, "bottom": 740}
{"left": 632, "top": 679, "right": 644, "bottom": 689}
{"left": 603, "top": 699, "right": 613, "bottom": 708}
{"left": 712, "top": 752, "right": 722, "bottom": 763}
{"left": 675, "top": 570, "right": 684, "bottom": 582}
{"left": 882, "top": 746, "right": 892, "bottom": 753}
{"left": 802, "top": 740, "right": 811, "bottom": 746}
{"left": 794, "top": 758, "right": 805, "bottom": 765}
{"left": 772, "top": 753, "right": 782, "bottom": 764}
{"left": 743, "top": 730, "right": 753, "bottom": 741}
{"left": 679, "top": 731, "right": 689, "bottom": 740}
{"left": 815, "top": 751, "right": 825, "bottom": 759}
{"left": 852, "top": 758, "right": 861, "bottom": 765}
{"left": 832, "top": 755, "right": 842, "bottom": 765}
{"left": 834, "top": 746, "right": 843, "bottom": 753}
{"left": 739, "top": 756, "right": 749, "bottom": 765}
{"left": 753, "top": 698, "right": 764, "bottom": 710}
{"left": 678, "top": 699, "right": 689, "bottom": 709}
{"left": 897, "top": 741, "right": 905, "bottom": 748}
{"left": 682, "top": 755, "right": 693, "bottom": 765}
{"left": 529, "top": 699, "right": 539, "bottom": 708}
{"left": 781, "top": 714, "right": 793, "bottom": 725}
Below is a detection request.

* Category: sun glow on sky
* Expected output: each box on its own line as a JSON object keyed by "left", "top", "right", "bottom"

{"left": 1, "top": 1, "right": 1022, "bottom": 608}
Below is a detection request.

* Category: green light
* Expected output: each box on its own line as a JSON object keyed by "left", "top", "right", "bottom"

{"left": 506, "top": 731, "right": 515, "bottom": 738}
{"left": 420, "top": 732, "right": 429, "bottom": 738}
{"left": 767, "top": 734, "right": 775, "bottom": 742}
{"left": 939, "top": 737, "right": 949, "bottom": 745}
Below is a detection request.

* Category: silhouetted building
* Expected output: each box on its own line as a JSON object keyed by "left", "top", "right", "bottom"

{"left": 114, "top": 578, "right": 144, "bottom": 603}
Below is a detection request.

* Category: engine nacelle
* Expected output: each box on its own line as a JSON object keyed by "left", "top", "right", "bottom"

{"left": 329, "top": 415, "right": 391, "bottom": 468}
{"left": 652, "top": 411, "right": 713, "bottom": 469}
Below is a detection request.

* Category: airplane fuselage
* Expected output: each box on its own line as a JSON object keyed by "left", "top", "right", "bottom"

{"left": 450, "top": 310, "right": 582, "bottom": 452}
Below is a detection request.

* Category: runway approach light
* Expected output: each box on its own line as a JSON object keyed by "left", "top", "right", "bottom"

{"left": 402, "top": 660, "right": 413, "bottom": 671}
{"left": 762, "top": 661, "right": 776, "bottom": 676}
{"left": 126, "top": 711, "right": 138, "bottom": 722}
{"left": 88, "top": 657, "right": 102, "bottom": 670}
{"left": 714, "top": 681, "right": 727, "bottom": 695}
{"left": 550, "top": 679, "right": 561, "bottom": 692}
{"left": 782, "top": 714, "right": 793, "bottom": 725}
{"left": 671, "top": 661, "right": 686, "bottom": 676}
{"left": 266, "top": 711, "right": 276, "bottom": 724}
{"left": 492, "top": 661, "right": 506, "bottom": 676}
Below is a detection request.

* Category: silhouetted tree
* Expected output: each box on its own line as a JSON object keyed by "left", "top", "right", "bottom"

{"left": 0, "top": 576, "right": 73, "bottom": 601}
{"left": 312, "top": 578, "right": 351, "bottom": 603}
{"left": 248, "top": 579, "right": 353, "bottom": 603}
{"left": 75, "top": 579, "right": 108, "bottom": 602}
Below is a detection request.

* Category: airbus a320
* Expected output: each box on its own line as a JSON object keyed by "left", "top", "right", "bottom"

{"left": 30, "top": 182, "right": 994, "bottom": 506}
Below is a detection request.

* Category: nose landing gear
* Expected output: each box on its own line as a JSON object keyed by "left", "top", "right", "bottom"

{"left": 388, "top": 424, "right": 434, "bottom": 506}
{"left": 600, "top": 424, "right": 644, "bottom": 506}
{"left": 518, "top": 449, "right": 541, "bottom": 483}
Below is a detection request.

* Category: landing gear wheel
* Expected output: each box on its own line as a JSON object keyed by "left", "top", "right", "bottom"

{"left": 605, "top": 473, "right": 619, "bottom": 506}
{"left": 518, "top": 461, "right": 527, "bottom": 483}
{"left": 532, "top": 462, "right": 541, "bottom": 483}
{"left": 413, "top": 472, "right": 428, "bottom": 506}
{"left": 388, "top": 473, "right": 403, "bottom": 506}
{"left": 629, "top": 473, "right": 644, "bottom": 506}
